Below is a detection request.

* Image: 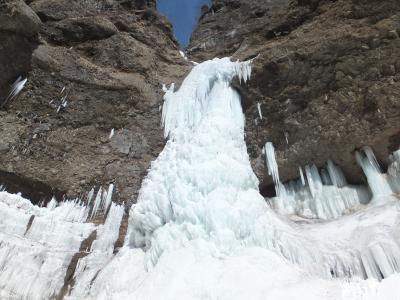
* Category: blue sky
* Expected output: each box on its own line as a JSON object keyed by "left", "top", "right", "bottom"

{"left": 158, "top": 0, "right": 211, "bottom": 48}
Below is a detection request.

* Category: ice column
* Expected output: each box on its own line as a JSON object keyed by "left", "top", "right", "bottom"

{"left": 356, "top": 147, "right": 393, "bottom": 200}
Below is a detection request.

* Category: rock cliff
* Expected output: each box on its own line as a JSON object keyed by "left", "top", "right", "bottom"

{"left": 189, "top": 0, "right": 400, "bottom": 194}
{"left": 0, "top": 0, "right": 189, "bottom": 202}
{"left": 1, "top": 0, "right": 399, "bottom": 201}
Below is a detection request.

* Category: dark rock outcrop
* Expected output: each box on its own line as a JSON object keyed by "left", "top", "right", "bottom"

{"left": 0, "top": 0, "right": 189, "bottom": 203}
{"left": 189, "top": 0, "right": 400, "bottom": 193}
{"left": 0, "top": 0, "right": 40, "bottom": 98}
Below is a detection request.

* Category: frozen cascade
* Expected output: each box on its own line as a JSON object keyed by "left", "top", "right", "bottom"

{"left": 82, "top": 58, "right": 400, "bottom": 299}
{"left": 0, "top": 58, "right": 399, "bottom": 299}
{"left": 0, "top": 191, "right": 95, "bottom": 299}
{"left": 0, "top": 185, "right": 123, "bottom": 299}
{"left": 67, "top": 203, "right": 124, "bottom": 299}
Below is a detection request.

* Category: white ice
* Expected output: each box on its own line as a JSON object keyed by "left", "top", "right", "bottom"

{"left": 84, "top": 58, "right": 399, "bottom": 299}
{"left": 0, "top": 192, "right": 94, "bottom": 299}
{"left": 1, "top": 76, "right": 27, "bottom": 107}
{"left": 0, "top": 58, "right": 399, "bottom": 299}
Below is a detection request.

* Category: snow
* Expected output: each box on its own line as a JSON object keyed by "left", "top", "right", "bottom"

{"left": 179, "top": 50, "right": 188, "bottom": 61}
{"left": 0, "top": 57, "right": 399, "bottom": 299}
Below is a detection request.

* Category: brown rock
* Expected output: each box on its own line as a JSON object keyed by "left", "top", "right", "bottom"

{"left": 189, "top": 0, "right": 400, "bottom": 194}
{"left": 0, "top": 0, "right": 189, "bottom": 203}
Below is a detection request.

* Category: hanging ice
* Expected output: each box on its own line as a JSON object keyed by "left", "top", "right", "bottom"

{"left": 356, "top": 147, "right": 393, "bottom": 200}
{"left": 1, "top": 76, "right": 27, "bottom": 108}
{"left": 264, "top": 142, "right": 285, "bottom": 197}
{"left": 299, "top": 166, "right": 306, "bottom": 185}
{"left": 161, "top": 58, "right": 252, "bottom": 139}
{"left": 85, "top": 58, "right": 400, "bottom": 299}
{"left": 257, "top": 102, "right": 262, "bottom": 120}
{"left": 265, "top": 145, "right": 371, "bottom": 220}
{"left": 109, "top": 128, "right": 115, "bottom": 139}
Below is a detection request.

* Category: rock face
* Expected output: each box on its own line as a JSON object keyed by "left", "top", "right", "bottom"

{"left": 188, "top": 0, "right": 400, "bottom": 194}
{"left": 1, "top": 0, "right": 399, "bottom": 202}
{"left": 0, "top": 0, "right": 189, "bottom": 202}
{"left": 0, "top": 0, "right": 40, "bottom": 98}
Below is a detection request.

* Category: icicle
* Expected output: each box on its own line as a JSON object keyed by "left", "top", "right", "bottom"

{"left": 257, "top": 102, "right": 262, "bottom": 120}
{"left": 363, "top": 146, "right": 382, "bottom": 173}
{"left": 103, "top": 184, "right": 114, "bottom": 214}
{"left": 299, "top": 166, "right": 305, "bottom": 186}
{"left": 46, "top": 198, "right": 58, "bottom": 210}
{"left": 264, "top": 142, "right": 285, "bottom": 196}
{"left": 356, "top": 149, "right": 392, "bottom": 199}
{"left": 284, "top": 131, "right": 289, "bottom": 144}
{"left": 90, "top": 187, "right": 103, "bottom": 219}
{"left": 320, "top": 168, "right": 332, "bottom": 185}
{"left": 109, "top": 128, "right": 115, "bottom": 139}
{"left": 327, "top": 160, "right": 347, "bottom": 188}
{"left": 1, "top": 76, "right": 27, "bottom": 108}
{"left": 305, "top": 165, "right": 316, "bottom": 198}
{"left": 87, "top": 188, "right": 95, "bottom": 205}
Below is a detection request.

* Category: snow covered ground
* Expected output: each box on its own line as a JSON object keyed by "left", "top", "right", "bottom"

{"left": 0, "top": 58, "right": 399, "bottom": 299}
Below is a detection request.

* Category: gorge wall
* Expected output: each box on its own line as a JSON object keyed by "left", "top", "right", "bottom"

{"left": 1, "top": 0, "right": 399, "bottom": 202}
{"left": 0, "top": 0, "right": 189, "bottom": 202}
{"left": 189, "top": 0, "right": 400, "bottom": 195}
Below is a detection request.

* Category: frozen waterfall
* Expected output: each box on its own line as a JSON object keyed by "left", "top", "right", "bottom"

{"left": 0, "top": 58, "right": 399, "bottom": 299}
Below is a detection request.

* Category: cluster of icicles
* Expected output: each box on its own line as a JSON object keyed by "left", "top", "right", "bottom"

{"left": 0, "top": 185, "right": 124, "bottom": 299}
{"left": 264, "top": 141, "right": 400, "bottom": 280}
{"left": 265, "top": 143, "right": 400, "bottom": 220}
{"left": 0, "top": 57, "right": 399, "bottom": 299}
